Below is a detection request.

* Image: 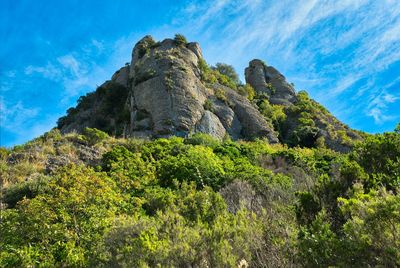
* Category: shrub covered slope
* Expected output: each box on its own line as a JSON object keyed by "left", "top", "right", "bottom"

{"left": 1, "top": 126, "right": 399, "bottom": 267}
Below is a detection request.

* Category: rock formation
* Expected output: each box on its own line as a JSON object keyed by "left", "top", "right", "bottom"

{"left": 245, "top": 59, "right": 296, "bottom": 106}
{"left": 58, "top": 35, "right": 279, "bottom": 143}
{"left": 57, "top": 35, "right": 362, "bottom": 151}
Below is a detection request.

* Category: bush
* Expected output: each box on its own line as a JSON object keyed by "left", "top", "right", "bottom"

{"left": 157, "top": 146, "right": 225, "bottom": 189}
{"left": 258, "top": 99, "right": 286, "bottom": 132}
{"left": 352, "top": 131, "right": 400, "bottom": 191}
{"left": 212, "top": 63, "right": 240, "bottom": 85}
{"left": 0, "top": 147, "right": 9, "bottom": 160}
{"left": 103, "top": 182, "right": 261, "bottom": 267}
{"left": 102, "top": 146, "right": 156, "bottom": 193}
{"left": 174, "top": 34, "right": 188, "bottom": 46}
{"left": 185, "top": 133, "right": 220, "bottom": 148}
{"left": 82, "top": 128, "right": 109, "bottom": 145}
{"left": 289, "top": 125, "right": 320, "bottom": 147}
{"left": 203, "top": 99, "right": 214, "bottom": 111}
{"left": 0, "top": 165, "right": 123, "bottom": 267}
{"left": 2, "top": 175, "right": 51, "bottom": 208}
{"left": 198, "top": 59, "right": 239, "bottom": 90}
{"left": 215, "top": 88, "right": 227, "bottom": 103}
{"left": 238, "top": 84, "right": 255, "bottom": 100}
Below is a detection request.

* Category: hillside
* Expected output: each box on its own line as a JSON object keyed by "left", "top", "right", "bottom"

{"left": 1, "top": 35, "right": 399, "bottom": 267}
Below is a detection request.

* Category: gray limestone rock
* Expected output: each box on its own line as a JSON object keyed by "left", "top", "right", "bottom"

{"left": 195, "top": 110, "right": 226, "bottom": 140}
{"left": 187, "top": 42, "right": 203, "bottom": 59}
{"left": 111, "top": 66, "right": 130, "bottom": 87}
{"left": 213, "top": 85, "right": 279, "bottom": 143}
{"left": 245, "top": 59, "right": 296, "bottom": 105}
{"left": 129, "top": 36, "right": 207, "bottom": 137}
{"left": 211, "top": 98, "right": 242, "bottom": 140}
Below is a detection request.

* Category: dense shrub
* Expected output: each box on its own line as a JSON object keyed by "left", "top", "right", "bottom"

{"left": 2, "top": 175, "right": 51, "bottom": 208}
{"left": 1, "top": 126, "right": 398, "bottom": 267}
{"left": 158, "top": 146, "right": 225, "bottom": 189}
{"left": 212, "top": 63, "right": 240, "bottom": 85}
{"left": 81, "top": 127, "right": 109, "bottom": 145}
{"left": 174, "top": 33, "right": 188, "bottom": 46}
{"left": 0, "top": 165, "right": 123, "bottom": 267}
{"left": 352, "top": 131, "right": 400, "bottom": 191}
{"left": 198, "top": 59, "right": 239, "bottom": 90}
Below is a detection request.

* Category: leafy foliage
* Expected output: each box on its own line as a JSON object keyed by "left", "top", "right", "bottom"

{"left": 174, "top": 33, "right": 188, "bottom": 46}
{"left": 212, "top": 63, "right": 240, "bottom": 85}
{"left": 198, "top": 58, "right": 240, "bottom": 90}
{"left": 278, "top": 90, "right": 361, "bottom": 149}
{"left": 1, "top": 126, "right": 399, "bottom": 267}
{"left": 57, "top": 81, "right": 129, "bottom": 136}
{"left": 295, "top": 127, "right": 400, "bottom": 267}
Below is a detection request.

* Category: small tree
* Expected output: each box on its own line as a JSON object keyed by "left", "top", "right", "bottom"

{"left": 212, "top": 63, "right": 240, "bottom": 85}
{"left": 174, "top": 34, "right": 188, "bottom": 46}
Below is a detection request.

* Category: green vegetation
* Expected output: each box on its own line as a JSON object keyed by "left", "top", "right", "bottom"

{"left": 57, "top": 82, "right": 129, "bottom": 136}
{"left": 203, "top": 99, "right": 214, "bottom": 111}
{"left": 258, "top": 98, "right": 287, "bottom": 134}
{"left": 238, "top": 83, "right": 256, "bottom": 100}
{"left": 174, "top": 33, "right": 188, "bottom": 46}
{"left": 212, "top": 63, "right": 240, "bottom": 85}
{"left": 257, "top": 90, "right": 364, "bottom": 149}
{"left": 198, "top": 59, "right": 240, "bottom": 90}
{"left": 1, "top": 125, "right": 399, "bottom": 267}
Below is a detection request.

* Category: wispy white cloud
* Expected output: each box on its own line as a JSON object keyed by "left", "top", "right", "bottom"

{"left": 2, "top": 38, "right": 113, "bottom": 146}
{"left": 25, "top": 63, "right": 62, "bottom": 80}
{"left": 0, "top": 97, "right": 39, "bottom": 133}
{"left": 91, "top": 39, "right": 104, "bottom": 53}
{"left": 367, "top": 92, "right": 399, "bottom": 124}
{"left": 57, "top": 55, "right": 81, "bottom": 76}
{"left": 367, "top": 108, "right": 393, "bottom": 125}
{"left": 0, "top": 97, "right": 61, "bottom": 146}
{"left": 24, "top": 46, "right": 109, "bottom": 102}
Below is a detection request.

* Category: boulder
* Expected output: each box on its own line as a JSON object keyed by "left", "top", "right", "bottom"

{"left": 211, "top": 98, "right": 242, "bottom": 139}
{"left": 214, "top": 85, "right": 279, "bottom": 143}
{"left": 195, "top": 111, "right": 226, "bottom": 140}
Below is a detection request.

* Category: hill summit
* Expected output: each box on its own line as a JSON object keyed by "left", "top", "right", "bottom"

{"left": 57, "top": 35, "right": 362, "bottom": 152}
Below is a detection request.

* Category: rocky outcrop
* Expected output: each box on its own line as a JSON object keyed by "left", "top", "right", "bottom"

{"left": 126, "top": 36, "right": 278, "bottom": 142}
{"left": 57, "top": 35, "right": 364, "bottom": 150}
{"left": 245, "top": 59, "right": 296, "bottom": 105}
{"left": 58, "top": 35, "right": 279, "bottom": 143}
{"left": 58, "top": 35, "right": 364, "bottom": 149}
{"left": 214, "top": 85, "right": 279, "bottom": 142}
{"left": 111, "top": 65, "right": 129, "bottom": 87}
{"left": 128, "top": 37, "right": 207, "bottom": 138}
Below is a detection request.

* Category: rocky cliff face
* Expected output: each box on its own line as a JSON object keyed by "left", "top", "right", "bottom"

{"left": 127, "top": 36, "right": 208, "bottom": 138}
{"left": 57, "top": 35, "right": 362, "bottom": 151}
{"left": 58, "top": 35, "right": 279, "bottom": 143}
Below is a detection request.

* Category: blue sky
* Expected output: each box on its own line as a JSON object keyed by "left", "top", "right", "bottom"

{"left": 1, "top": 0, "right": 399, "bottom": 147}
